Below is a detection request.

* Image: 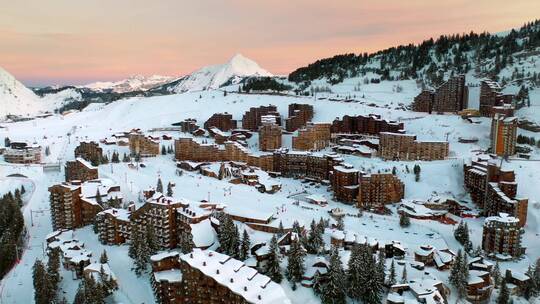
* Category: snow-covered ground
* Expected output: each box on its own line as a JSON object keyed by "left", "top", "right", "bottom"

{"left": 1, "top": 85, "right": 539, "bottom": 303}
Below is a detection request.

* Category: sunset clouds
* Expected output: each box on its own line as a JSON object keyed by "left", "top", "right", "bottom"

{"left": 1, "top": 0, "right": 539, "bottom": 86}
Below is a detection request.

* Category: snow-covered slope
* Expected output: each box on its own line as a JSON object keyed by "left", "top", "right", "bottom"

{"left": 0, "top": 67, "right": 43, "bottom": 119}
{"left": 168, "top": 54, "right": 272, "bottom": 93}
{"left": 82, "top": 75, "right": 175, "bottom": 93}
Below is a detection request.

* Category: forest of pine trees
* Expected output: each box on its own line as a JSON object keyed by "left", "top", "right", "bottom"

{"left": 0, "top": 189, "right": 25, "bottom": 280}
{"left": 288, "top": 19, "right": 540, "bottom": 88}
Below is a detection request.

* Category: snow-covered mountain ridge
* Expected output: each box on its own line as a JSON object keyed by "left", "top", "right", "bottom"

{"left": 0, "top": 67, "right": 43, "bottom": 119}
{"left": 163, "top": 54, "right": 272, "bottom": 93}
{"left": 81, "top": 75, "right": 176, "bottom": 93}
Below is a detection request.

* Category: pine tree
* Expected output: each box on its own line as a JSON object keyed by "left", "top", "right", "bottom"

{"left": 347, "top": 244, "right": 363, "bottom": 300}
{"left": 401, "top": 264, "right": 408, "bottom": 284}
{"left": 321, "top": 246, "right": 346, "bottom": 304}
{"left": 45, "top": 146, "right": 51, "bottom": 156}
{"left": 239, "top": 229, "right": 250, "bottom": 261}
{"left": 4, "top": 137, "right": 10, "bottom": 147}
{"left": 161, "top": 145, "right": 167, "bottom": 155}
{"left": 20, "top": 185, "right": 26, "bottom": 195}
{"left": 277, "top": 221, "right": 284, "bottom": 237}
{"left": 493, "top": 261, "right": 501, "bottom": 288}
{"left": 413, "top": 164, "right": 421, "bottom": 182}
{"left": 166, "top": 182, "right": 173, "bottom": 197}
{"left": 156, "top": 178, "right": 163, "bottom": 193}
{"left": 498, "top": 279, "right": 510, "bottom": 304}
{"left": 286, "top": 238, "right": 305, "bottom": 283}
{"left": 33, "top": 260, "right": 54, "bottom": 304}
{"left": 95, "top": 188, "right": 102, "bottom": 205}
{"left": 47, "top": 249, "right": 61, "bottom": 296}
{"left": 307, "top": 219, "right": 323, "bottom": 254}
{"left": 388, "top": 259, "right": 397, "bottom": 286}
{"left": 399, "top": 213, "right": 410, "bottom": 228}
{"left": 524, "top": 265, "right": 538, "bottom": 299}
{"left": 266, "top": 235, "right": 282, "bottom": 283}
{"left": 100, "top": 250, "right": 109, "bottom": 264}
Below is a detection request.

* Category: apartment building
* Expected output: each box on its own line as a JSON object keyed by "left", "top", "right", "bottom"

{"left": 463, "top": 157, "right": 528, "bottom": 226}
{"left": 331, "top": 165, "right": 360, "bottom": 203}
{"left": 242, "top": 105, "right": 280, "bottom": 131}
{"left": 65, "top": 158, "right": 98, "bottom": 182}
{"left": 379, "top": 132, "right": 449, "bottom": 161}
{"left": 177, "top": 249, "right": 291, "bottom": 304}
{"left": 49, "top": 179, "right": 122, "bottom": 230}
{"left": 482, "top": 213, "right": 525, "bottom": 258}
{"left": 292, "top": 123, "right": 331, "bottom": 151}
{"left": 285, "top": 103, "right": 314, "bottom": 131}
{"left": 479, "top": 80, "right": 514, "bottom": 117}
{"left": 74, "top": 141, "right": 103, "bottom": 165}
{"left": 204, "top": 112, "right": 237, "bottom": 131}
{"left": 130, "top": 196, "right": 186, "bottom": 249}
{"left": 178, "top": 118, "right": 199, "bottom": 133}
{"left": 129, "top": 133, "right": 160, "bottom": 157}
{"left": 357, "top": 173, "right": 405, "bottom": 209}
{"left": 259, "top": 117, "right": 282, "bottom": 151}
{"left": 412, "top": 75, "right": 468, "bottom": 113}
{"left": 96, "top": 208, "right": 131, "bottom": 245}
{"left": 4, "top": 142, "right": 41, "bottom": 164}
{"left": 331, "top": 114, "right": 404, "bottom": 135}
{"left": 490, "top": 114, "right": 517, "bottom": 156}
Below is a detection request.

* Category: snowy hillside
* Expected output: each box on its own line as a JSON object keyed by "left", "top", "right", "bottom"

{"left": 166, "top": 54, "right": 272, "bottom": 93}
{"left": 82, "top": 75, "right": 175, "bottom": 93}
{"left": 0, "top": 67, "right": 43, "bottom": 119}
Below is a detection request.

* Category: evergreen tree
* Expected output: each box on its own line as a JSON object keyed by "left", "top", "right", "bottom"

{"left": 321, "top": 246, "right": 346, "bottom": 304}
{"left": 307, "top": 219, "right": 323, "bottom": 254}
{"left": 122, "top": 153, "right": 130, "bottom": 162}
{"left": 100, "top": 250, "right": 109, "bottom": 264}
{"left": 4, "top": 137, "right": 10, "bottom": 147}
{"left": 286, "top": 238, "right": 305, "bottom": 283}
{"left": 493, "top": 261, "right": 502, "bottom": 288}
{"left": 401, "top": 264, "right": 408, "bottom": 283}
{"left": 239, "top": 229, "right": 250, "bottom": 261}
{"left": 498, "top": 279, "right": 510, "bottom": 304}
{"left": 166, "top": 182, "right": 173, "bottom": 197}
{"left": 45, "top": 146, "right": 51, "bottom": 156}
{"left": 156, "top": 177, "right": 163, "bottom": 193}
{"left": 413, "top": 164, "right": 421, "bottom": 182}
{"left": 266, "top": 235, "right": 283, "bottom": 283}
{"left": 33, "top": 260, "right": 54, "bottom": 304}
{"left": 21, "top": 185, "right": 26, "bottom": 195}
{"left": 347, "top": 244, "right": 363, "bottom": 301}
{"left": 399, "top": 213, "right": 410, "bottom": 228}
{"left": 277, "top": 221, "right": 284, "bottom": 237}
{"left": 95, "top": 189, "right": 102, "bottom": 205}
{"left": 161, "top": 145, "right": 167, "bottom": 155}
{"left": 388, "top": 259, "right": 397, "bottom": 286}
{"left": 524, "top": 265, "right": 538, "bottom": 299}
{"left": 47, "top": 249, "right": 61, "bottom": 296}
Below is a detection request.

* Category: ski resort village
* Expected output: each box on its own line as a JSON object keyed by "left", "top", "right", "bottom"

{"left": 2, "top": 12, "right": 540, "bottom": 304}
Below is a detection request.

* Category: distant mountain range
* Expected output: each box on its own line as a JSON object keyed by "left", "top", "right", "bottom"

{"left": 2, "top": 19, "right": 540, "bottom": 119}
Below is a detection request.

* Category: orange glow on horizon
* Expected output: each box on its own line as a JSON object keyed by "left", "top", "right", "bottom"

{"left": 1, "top": 0, "right": 539, "bottom": 86}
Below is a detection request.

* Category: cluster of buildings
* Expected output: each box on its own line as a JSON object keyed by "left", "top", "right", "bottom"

{"left": 204, "top": 112, "right": 237, "bottom": 131}
{"left": 3, "top": 142, "right": 42, "bottom": 164}
{"left": 412, "top": 75, "right": 468, "bottom": 113}
{"left": 330, "top": 114, "right": 403, "bottom": 135}
{"left": 174, "top": 137, "right": 405, "bottom": 208}
{"left": 463, "top": 156, "right": 528, "bottom": 227}
{"left": 242, "top": 105, "right": 281, "bottom": 131}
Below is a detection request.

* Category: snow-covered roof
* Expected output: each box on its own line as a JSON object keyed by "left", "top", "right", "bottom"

{"left": 180, "top": 249, "right": 291, "bottom": 304}
{"left": 190, "top": 219, "right": 216, "bottom": 248}
{"left": 154, "top": 269, "right": 183, "bottom": 283}
{"left": 150, "top": 251, "right": 180, "bottom": 263}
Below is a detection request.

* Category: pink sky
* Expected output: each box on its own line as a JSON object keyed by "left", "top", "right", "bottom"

{"left": 1, "top": 0, "right": 539, "bottom": 86}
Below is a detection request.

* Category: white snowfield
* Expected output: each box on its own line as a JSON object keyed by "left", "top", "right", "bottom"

{"left": 0, "top": 80, "right": 539, "bottom": 304}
